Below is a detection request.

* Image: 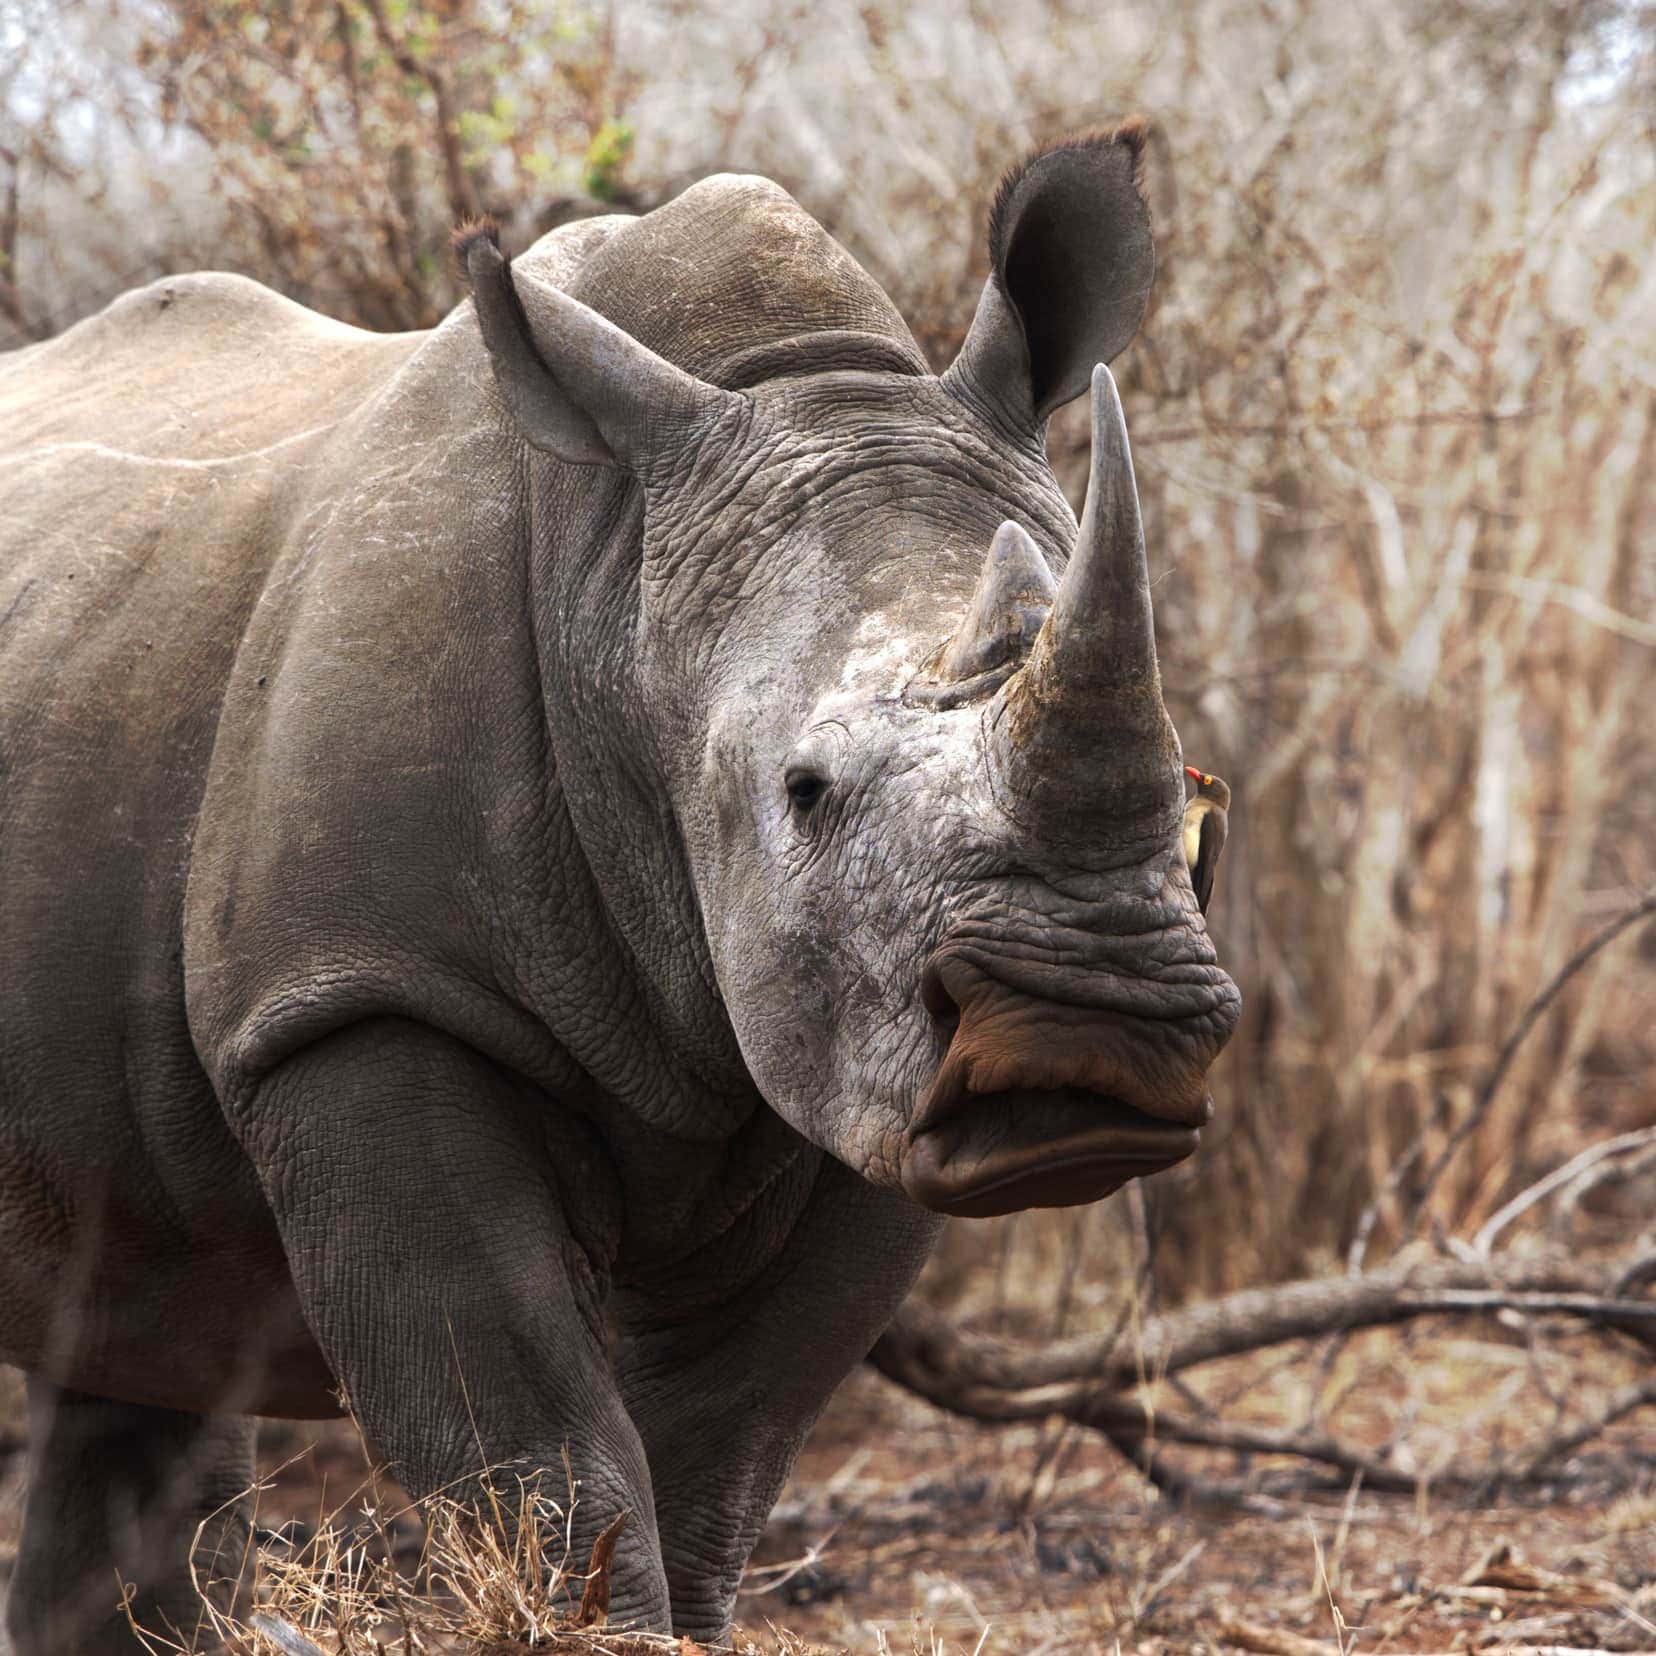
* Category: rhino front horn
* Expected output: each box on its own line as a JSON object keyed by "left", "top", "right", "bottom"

{"left": 1028, "top": 363, "right": 1159, "bottom": 704}
{"left": 996, "top": 364, "right": 1181, "bottom": 835}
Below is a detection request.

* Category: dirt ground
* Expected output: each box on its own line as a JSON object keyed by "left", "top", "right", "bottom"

{"left": 3, "top": 1321, "right": 1650, "bottom": 1656}
{"left": 743, "top": 1358, "right": 1655, "bottom": 1653}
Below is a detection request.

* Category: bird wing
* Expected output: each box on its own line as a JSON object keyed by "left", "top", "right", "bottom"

{"left": 1192, "top": 806, "right": 1227, "bottom": 914}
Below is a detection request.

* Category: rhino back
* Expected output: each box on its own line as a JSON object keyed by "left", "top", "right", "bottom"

{"left": 0, "top": 273, "right": 438, "bottom": 1398}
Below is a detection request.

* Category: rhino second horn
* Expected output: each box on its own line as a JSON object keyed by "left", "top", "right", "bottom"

{"left": 937, "top": 521, "right": 1058, "bottom": 683}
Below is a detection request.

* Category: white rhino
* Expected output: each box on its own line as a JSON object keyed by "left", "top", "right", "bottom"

{"left": 0, "top": 128, "right": 1237, "bottom": 1649}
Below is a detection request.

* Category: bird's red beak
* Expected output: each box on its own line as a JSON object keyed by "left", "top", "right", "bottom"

{"left": 1184, "top": 765, "right": 1202, "bottom": 782}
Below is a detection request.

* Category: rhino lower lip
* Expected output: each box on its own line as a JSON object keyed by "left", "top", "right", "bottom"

{"left": 900, "top": 1087, "right": 1202, "bottom": 1218}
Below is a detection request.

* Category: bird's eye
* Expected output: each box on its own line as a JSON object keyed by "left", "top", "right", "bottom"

{"left": 786, "top": 769, "right": 828, "bottom": 813}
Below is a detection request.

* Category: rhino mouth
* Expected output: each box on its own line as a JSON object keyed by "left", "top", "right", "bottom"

{"left": 900, "top": 1086, "right": 1206, "bottom": 1218}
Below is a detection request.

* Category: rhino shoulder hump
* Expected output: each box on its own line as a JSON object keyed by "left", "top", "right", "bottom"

{"left": 103, "top": 270, "right": 388, "bottom": 344}
{"left": 18, "top": 272, "right": 395, "bottom": 383}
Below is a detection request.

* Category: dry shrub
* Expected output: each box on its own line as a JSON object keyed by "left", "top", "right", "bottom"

{"left": 0, "top": 0, "right": 635, "bottom": 335}
{"left": 1127, "top": 0, "right": 1656, "bottom": 1288}
{"left": 3, "top": 0, "right": 1652, "bottom": 1300}
{"left": 130, "top": 1454, "right": 697, "bottom": 1655}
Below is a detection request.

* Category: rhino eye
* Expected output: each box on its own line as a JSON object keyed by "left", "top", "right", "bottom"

{"left": 785, "top": 768, "right": 829, "bottom": 814}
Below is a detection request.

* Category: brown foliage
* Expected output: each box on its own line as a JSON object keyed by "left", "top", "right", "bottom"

{"left": 0, "top": 0, "right": 637, "bottom": 334}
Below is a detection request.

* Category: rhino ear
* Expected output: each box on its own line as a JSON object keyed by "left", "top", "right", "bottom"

{"left": 943, "top": 124, "right": 1155, "bottom": 432}
{"left": 456, "top": 223, "right": 736, "bottom": 473}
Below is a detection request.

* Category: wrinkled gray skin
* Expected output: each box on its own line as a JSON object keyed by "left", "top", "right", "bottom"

{"left": 0, "top": 133, "right": 1238, "bottom": 1651}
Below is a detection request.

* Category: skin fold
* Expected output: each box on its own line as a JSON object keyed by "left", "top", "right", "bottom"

{"left": 0, "top": 133, "right": 1238, "bottom": 1649}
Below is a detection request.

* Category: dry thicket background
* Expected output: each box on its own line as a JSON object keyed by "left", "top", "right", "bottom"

{"left": 1, "top": 0, "right": 1653, "bottom": 1647}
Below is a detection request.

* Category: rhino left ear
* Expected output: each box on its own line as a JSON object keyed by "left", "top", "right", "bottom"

{"left": 943, "top": 123, "right": 1155, "bottom": 433}
{"left": 457, "top": 224, "right": 737, "bottom": 473}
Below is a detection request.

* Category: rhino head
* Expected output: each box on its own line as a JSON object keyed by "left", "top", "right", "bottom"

{"left": 462, "top": 128, "right": 1241, "bottom": 1217}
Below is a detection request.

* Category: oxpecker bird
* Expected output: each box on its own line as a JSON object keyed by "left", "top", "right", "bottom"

{"left": 1182, "top": 766, "right": 1231, "bottom": 914}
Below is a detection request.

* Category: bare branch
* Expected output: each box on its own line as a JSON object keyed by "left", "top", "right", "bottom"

{"left": 1473, "top": 1128, "right": 1656, "bottom": 1257}
{"left": 1388, "top": 892, "right": 1656, "bottom": 1254}
{"left": 871, "top": 1249, "right": 1656, "bottom": 1495}
{"left": 0, "top": 144, "right": 26, "bottom": 337}
{"left": 1133, "top": 404, "right": 1541, "bottom": 446}
{"left": 1613, "top": 1250, "right": 1656, "bottom": 1297}
{"left": 871, "top": 1253, "right": 1622, "bottom": 1398}
{"left": 247, "top": 1615, "right": 327, "bottom": 1656}
{"left": 355, "top": 0, "right": 482, "bottom": 224}
{"left": 1512, "top": 1375, "right": 1656, "bottom": 1481}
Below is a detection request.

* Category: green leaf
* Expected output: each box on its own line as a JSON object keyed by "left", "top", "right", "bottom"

{"left": 582, "top": 118, "right": 634, "bottom": 203}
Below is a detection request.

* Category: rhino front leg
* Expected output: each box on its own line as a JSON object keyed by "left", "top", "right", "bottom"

{"left": 228, "top": 1017, "right": 672, "bottom": 1630}
{"left": 615, "top": 1159, "right": 941, "bottom": 1642}
{"left": 5, "top": 1381, "right": 253, "bottom": 1655}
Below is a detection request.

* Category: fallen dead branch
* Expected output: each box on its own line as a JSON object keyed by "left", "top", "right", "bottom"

{"left": 869, "top": 1242, "right": 1656, "bottom": 1497}
{"left": 872, "top": 1250, "right": 1647, "bottom": 1397}
{"left": 1222, "top": 1632, "right": 1626, "bottom": 1656}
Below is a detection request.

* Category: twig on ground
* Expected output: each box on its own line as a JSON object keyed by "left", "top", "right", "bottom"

{"left": 247, "top": 1615, "right": 327, "bottom": 1656}
{"left": 1218, "top": 1616, "right": 1340, "bottom": 1654}
{"left": 1121, "top": 1539, "right": 1206, "bottom": 1635}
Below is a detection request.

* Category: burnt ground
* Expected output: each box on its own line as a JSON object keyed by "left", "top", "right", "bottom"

{"left": 2, "top": 1315, "right": 1651, "bottom": 1655}
{"left": 742, "top": 1354, "right": 1656, "bottom": 1653}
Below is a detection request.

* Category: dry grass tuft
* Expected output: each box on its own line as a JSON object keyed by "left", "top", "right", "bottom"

{"left": 127, "top": 1454, "right": 707, "bottom": 1656}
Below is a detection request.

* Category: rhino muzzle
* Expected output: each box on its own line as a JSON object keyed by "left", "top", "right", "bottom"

{"left": 901, "top": 949, "right": 1220, "bottom": 1217}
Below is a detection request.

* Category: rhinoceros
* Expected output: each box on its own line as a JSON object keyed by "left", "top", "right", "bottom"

{"left": 0, "top": 126, "right": 1238, "bottom": 1651}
